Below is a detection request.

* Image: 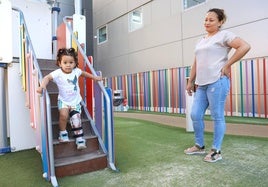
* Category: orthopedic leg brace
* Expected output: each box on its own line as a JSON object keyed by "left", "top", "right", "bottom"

{"left": 69, "top": 110, "right": 84, "bottom": 138}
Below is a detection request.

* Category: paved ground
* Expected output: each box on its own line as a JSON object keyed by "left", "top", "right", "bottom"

{"left": 114, "top": 112, "right": 268, "bottom": 138}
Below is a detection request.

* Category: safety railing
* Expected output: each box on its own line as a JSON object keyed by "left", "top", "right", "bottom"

{"left": 12, "top": 7, "right": 58, "bottom": 187}
{"left": 63, "top": 16, "right": 117, "bottom": 171}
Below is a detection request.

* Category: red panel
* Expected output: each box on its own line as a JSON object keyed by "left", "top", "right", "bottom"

{"left": 56, "top": 23, "right": 67, "bottom": 50}
{"left": 86, "top": 56, "right": 93, "bottom": 116}
{"left": 78, "top": 50, "right": 84, "bottom": 100}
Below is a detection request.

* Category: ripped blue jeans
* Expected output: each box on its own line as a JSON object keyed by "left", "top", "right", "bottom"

{"left": 191, "top": 76, "right": 230, "bottom": 151}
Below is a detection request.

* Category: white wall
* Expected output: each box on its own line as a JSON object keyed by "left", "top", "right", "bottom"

{"left": 11, "top": 0, "right": 52, "bottom": 59}
{"left": 7, "top": 63, "right": 36, "bottom": 151}
{"left": 181, "top": 0, "right": 268, "bottom": 66}
{"left": 93, "top": 0, "right": 268, "bottom": 77}
{"left": 93, "top": 0, "right": 152, "bottom": 28}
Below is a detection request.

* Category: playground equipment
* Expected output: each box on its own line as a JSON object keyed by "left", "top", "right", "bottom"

{"left": 1, "top": 1, "right": 117, "bottom": 186}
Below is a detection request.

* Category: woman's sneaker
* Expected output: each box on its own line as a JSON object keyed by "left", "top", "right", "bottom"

{"left": 58, "top": 132, "right": 70, "bottom": 142}
{"left": 76, "top": 139, "right": 87, "bottom": 150}
{"left": 184, "top": 145, "right": 205, "bottom": 155}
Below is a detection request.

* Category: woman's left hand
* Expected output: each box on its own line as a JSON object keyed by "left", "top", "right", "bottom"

{"left": 221, "top": 66, "right": 231, "bottom": 78}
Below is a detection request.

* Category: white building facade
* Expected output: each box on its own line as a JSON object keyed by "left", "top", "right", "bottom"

{"left": 93, "top": 0, "right": 268, "bottom": 77}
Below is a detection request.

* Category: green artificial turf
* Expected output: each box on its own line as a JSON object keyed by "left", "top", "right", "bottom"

{"left": 0, "top": 117, "right": 267, "bottom": 187}
{"left": 0, "top": 149, "right": 51, "bottom": 187}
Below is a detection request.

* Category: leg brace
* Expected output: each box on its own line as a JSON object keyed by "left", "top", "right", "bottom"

{"left": 69, "top": 110, "right": 84, "bottom": 138}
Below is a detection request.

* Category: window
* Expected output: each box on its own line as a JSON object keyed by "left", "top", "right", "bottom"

{"left": 183, "top": 0, "right": 206, "bottom": 9}
{"left": 97, "top": 25, "right": 107, "bottom": 44}
{"left": 129, "top": 8, "right": 143, "bottom": 32}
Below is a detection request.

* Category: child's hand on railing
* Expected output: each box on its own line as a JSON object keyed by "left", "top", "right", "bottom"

{"left": 36, "top": 86, "right": 45, "bottom": 94}
{"left": 94, "top": 76, "right": 103, "bottom": 82}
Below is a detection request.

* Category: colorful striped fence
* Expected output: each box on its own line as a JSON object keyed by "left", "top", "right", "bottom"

{"left": 107, "top": 57, "right": 268, "bottom": 119}
{"left": 227, "top": 57, "right": 268, "bottom": 118}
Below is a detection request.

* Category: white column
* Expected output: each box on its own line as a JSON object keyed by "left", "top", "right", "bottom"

{"left": 185, "top": 91, "right": 194, "bottom": 132}
{"left": 0, "top": 0, "right": 12, "bottom": 153}
{"left": 74, "top": 0, "right": 82, "bottom": 15}
{"left": 0, "top": 67, "right": 8, "bottom": 151}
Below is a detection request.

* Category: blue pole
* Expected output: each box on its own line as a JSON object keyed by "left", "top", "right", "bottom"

{"left": 0, "top": 64, "right": 10, "bottom": 155}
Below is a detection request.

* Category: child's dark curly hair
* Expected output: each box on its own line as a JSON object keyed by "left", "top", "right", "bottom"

{"left": 56, "top": 47, "right": 78, "bottom": 67}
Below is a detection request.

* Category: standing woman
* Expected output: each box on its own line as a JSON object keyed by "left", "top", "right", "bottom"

{"left": 184, "top": 8, "right": 250, "bottom": 162}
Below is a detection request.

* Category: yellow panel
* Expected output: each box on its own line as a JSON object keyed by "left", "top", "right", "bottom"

{"left": 72, "top": 31, "right": 78, "bottom": 51}
{"left": 20, "top": 25, "right": 26, "bottom": 91}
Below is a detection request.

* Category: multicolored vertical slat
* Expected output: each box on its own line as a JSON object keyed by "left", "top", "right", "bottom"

{"left": 107, "top": 67, "right": 187, "bottom": 114}
{"left": 107, "top": 57, "right": 268, "bottom": 119}
{"left": 227, "top": 57, "right": 268, "bottom": 118}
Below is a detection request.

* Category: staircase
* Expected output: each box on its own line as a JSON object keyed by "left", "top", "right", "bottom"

{"left": 38, "top": 59, "right": 107, "bottom": 177}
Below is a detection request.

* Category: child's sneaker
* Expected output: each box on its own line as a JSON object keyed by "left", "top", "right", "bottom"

{"left": 76, "top": 139, "right": 87, "bottom": 150}
{"left": 184, "top": 145, "right": 205, "bottom": 155}
{"left": 58, "top": 132, "right": 70, "bottom": 142}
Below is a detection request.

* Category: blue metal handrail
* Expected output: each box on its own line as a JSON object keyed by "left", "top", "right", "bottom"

{"left": 63, "top": 16, "right": 117, "bottom": 171}
{"left": 80, "top": 101, "right": 107, "bottom": 154}
{"left": 12, "top": 7, "right": 58, "bottom": 187}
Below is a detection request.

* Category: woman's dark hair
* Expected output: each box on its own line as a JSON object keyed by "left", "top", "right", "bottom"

{"left": 208, "top": 8, "right": 226, "bottom": 26}
{"left": 56, "top": 47, "right": 78, "bottom": 67}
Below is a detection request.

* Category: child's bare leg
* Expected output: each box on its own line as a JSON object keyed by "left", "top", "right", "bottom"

{"left": 58, "top": 108, "right": 69, "bottom": 131}
{"left": 58, "top": 108, "right": 70, "bottom": 142}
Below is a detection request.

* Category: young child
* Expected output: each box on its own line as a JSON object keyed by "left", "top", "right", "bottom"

{"left": 37, "top": 47, "right": 102, "bottom": 149}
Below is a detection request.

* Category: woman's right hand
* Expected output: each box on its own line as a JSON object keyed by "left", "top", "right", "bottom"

{"left": 186, "top": 82, "right": 194, "bottom": 96}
